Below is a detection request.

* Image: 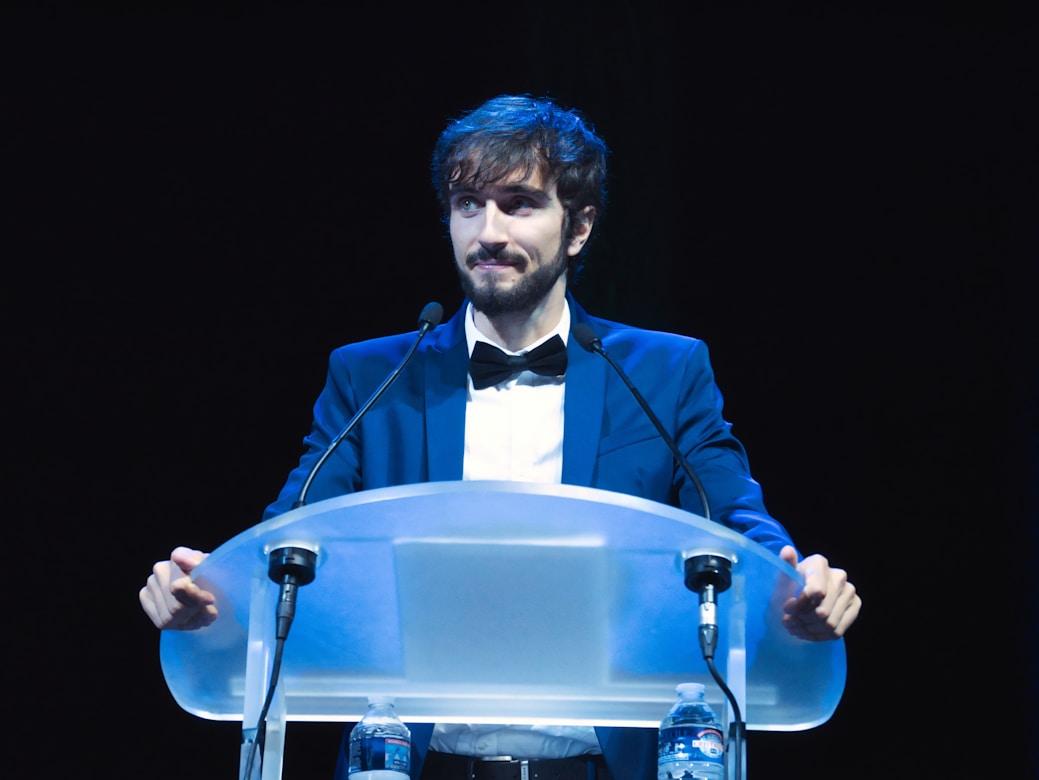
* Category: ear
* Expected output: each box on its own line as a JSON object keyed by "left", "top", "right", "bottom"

{"left": 566, "top": 206, "right": 596, "bottom": 256}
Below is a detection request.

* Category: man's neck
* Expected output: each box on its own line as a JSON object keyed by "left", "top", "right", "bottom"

{"left": 473, "top": 284, "right": 568, "bottom": 352}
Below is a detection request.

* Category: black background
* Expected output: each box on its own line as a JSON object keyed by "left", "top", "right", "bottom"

{"left": 7, "top": 2, "right": 1037, "bottom": 778}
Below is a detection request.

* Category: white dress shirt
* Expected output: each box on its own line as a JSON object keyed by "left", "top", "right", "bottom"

{"left": 429, "top": 301, "right": 602, "bottom": 758}
{"left": 462, "top": 302, "right": 567, "bottom": 484}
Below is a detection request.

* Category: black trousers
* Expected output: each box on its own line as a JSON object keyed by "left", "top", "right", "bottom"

{"left": 421, "top": 750, "right": 612, "bottom": 780}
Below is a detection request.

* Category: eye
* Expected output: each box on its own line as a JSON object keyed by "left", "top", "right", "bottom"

{"left": 453, "top": 195, "right": 481, "bottom": 213}
{"left": 505, "top": 195, "right": 537, "bottom": 215}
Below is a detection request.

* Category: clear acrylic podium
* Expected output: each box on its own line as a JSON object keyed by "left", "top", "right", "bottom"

{"left": 159, "top": 481, "right": 846, "bottom": 779}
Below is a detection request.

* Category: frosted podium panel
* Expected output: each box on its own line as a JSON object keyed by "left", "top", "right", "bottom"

{"left": 160, "top": 481, "right": 845, "bottom": 730}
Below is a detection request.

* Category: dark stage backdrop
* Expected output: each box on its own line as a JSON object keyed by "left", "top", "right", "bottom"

{"left": 7, "top": 4, "right": 1036, "bottom": 779}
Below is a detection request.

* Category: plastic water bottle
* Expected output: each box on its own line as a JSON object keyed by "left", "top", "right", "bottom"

{"left": 657, "top": 682, "right": 726, "bottom": 780}
{"left": 348, "top": 695, "right": 412, "bottom": 779}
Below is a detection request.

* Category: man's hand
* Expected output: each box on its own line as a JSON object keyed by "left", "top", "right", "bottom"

{"left": 139, "top": 546, "right": 218, "bottom": 631}
{"left": 778, "top": 545, "right": 861, "bottom": 641}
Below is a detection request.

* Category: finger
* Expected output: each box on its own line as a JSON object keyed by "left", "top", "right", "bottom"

{"left": 145, "top": 562, "right": 177, "bottom": 626}
{"left": 170, "top": 577, "right": 216, "bottom": 609}
{"left": 778, "top": 545, "right": 798, "bottom": 568}
{"left": 140, "top": 574, "right": 185, "bottom": 629}
{"left": 782, "top": 586, "right": 824, "bottom": 617}
{"left": 782, "top": 611, "right": 837, "bottom": 641}
{"left": 141, "top": 559, "right": 217, "bottom": 630}
{"left": 827, "top": 582, "right": 861, "bottom": 637}
{"left": 796, "top": 554, "right": 833, "bottom": 605}
{"left": 812, "top": 567, "right": 849, "bottom": 620}
{"left": 836, "top": 597, "right": 861, "bottom": 636}
{"left": 170, "top": 547, "right": 209, "bottom": 573}
{"left": 783, "top": 580, "right": 860, "bottom": 640}
{"left": 139, "top": 582, "right": 163, "bottom": 627}
{"left": 167, "top": 603, "right": 217, "bottom": 631}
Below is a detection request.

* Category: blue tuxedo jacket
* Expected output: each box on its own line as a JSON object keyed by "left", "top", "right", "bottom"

{"left": 262, "top": 296, "right": 795, "bottom": 779}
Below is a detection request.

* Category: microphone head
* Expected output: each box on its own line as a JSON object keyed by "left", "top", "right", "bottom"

{"left": 572, "top": 323, "right": 601, "bottom": 352}
{"left": 419, "top": 301, "right": 444, "bottom": 328}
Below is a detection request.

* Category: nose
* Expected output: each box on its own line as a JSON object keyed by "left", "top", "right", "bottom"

{"left": 476, "top": 200, "right": 509, "bottom": 253}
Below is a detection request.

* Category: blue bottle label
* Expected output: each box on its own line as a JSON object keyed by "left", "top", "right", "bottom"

{"left": 352, "top": 736, "right": 410, "bottom": 773}
{"left": 659, "top": 725, "right": 725, "bottom": 764}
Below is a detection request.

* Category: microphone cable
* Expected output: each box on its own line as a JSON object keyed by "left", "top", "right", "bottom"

{"left": 294, "top": 302, "right": 443, "bottom": 509}
{"left": 572, "top": 323, "right": 710, "bottom": 521}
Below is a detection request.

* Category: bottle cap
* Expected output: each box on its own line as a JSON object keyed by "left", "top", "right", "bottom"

{"left": 676, "top": 682, "right": 706, "bottom": 697}
{"left": 368, "top": 694, "right": 395, "bottom": 705}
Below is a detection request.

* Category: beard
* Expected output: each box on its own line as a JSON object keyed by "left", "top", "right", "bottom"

{"left": 456, "top": 244, "right": 569, "bottom": 317}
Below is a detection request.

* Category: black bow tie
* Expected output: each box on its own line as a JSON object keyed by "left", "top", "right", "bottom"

{"left": 469, "top": 335, "right": 568, "bottom": 390}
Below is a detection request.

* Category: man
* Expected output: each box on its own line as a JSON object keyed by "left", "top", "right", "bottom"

{"left": 141, "top": 94, "right": 861, "bottom": 779}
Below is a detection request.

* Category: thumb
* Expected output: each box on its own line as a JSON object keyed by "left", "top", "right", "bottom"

{"left": 170, "top": 546, "right": 209, "bottom": 574}
{"left": 778, "top": 544, "right": 799, "bottom": 568}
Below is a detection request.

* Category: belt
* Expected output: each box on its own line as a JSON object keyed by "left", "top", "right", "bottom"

{"left": 422, "top": 749, "right": 609, "bottom": 780}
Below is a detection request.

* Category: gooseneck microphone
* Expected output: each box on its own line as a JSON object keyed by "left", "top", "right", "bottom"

{"left": 245, "top": 304, "right": 442, "bottom": 778}
{"left": 293, "top": 301, "right": 444, "bottom": 509}
{"left": 574, "top": 323, "right": 742, "bottom": 779}
{"left": 572, "top": 323, "right": 711, "bottom": 521}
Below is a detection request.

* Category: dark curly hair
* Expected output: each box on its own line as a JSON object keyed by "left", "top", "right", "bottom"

{"left": 431, "top": 94, "right": 609, "bottom": 281}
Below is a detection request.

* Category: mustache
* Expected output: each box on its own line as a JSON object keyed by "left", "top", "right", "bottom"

{"left": 466, "top": 246, "right": 526, "bottom": 266}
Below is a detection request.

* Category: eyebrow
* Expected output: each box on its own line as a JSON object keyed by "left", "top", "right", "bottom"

{"left": 450, "top": 182, "right": 549, "bottom": 200}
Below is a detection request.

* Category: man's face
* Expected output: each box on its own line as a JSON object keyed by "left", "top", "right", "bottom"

{"left": 449, "top": 168, "right": 582, "bottom": 318}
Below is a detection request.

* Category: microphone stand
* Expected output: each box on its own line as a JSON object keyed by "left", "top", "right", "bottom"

{"left": 686, "top": 553, "right": 744, "bottom": 780}
{"left": 242, "top": 546, "right": 318, "bottom": 780}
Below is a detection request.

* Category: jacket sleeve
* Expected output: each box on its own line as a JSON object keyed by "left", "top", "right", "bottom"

{"left": 673, "top": 337, "right": 798, "bottom": 556}
{"left": 261, "top": 346, "right": 365, "bottom": 520}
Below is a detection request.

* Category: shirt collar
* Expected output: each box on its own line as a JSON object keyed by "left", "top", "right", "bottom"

{"left": 464, "top": 300, "right": 571, "bottom": 357}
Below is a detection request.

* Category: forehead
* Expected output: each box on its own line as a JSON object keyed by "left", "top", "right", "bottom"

{"left": 448, "top": 161, "right": 555, "bottom": 196}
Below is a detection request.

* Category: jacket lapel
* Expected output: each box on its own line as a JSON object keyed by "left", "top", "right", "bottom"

{"left": 424, "top": 304, "right": 468, "bottom": 482}
{"left": 562, "top": 298, "right": 607, "bottom": 487}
